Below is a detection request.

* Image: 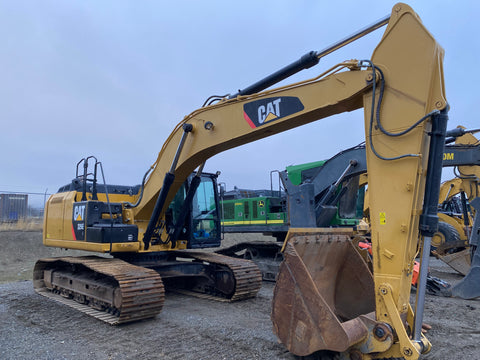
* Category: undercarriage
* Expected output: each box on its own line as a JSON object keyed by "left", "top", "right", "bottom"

{"left": 33, "top": 252, "right": 261, "bottom": 324}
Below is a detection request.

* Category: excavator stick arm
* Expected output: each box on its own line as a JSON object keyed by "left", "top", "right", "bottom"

{"left": 272, "top": 3, "right": 447, "bottom": 359}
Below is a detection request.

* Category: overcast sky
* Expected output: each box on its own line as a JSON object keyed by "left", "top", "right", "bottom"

{"left": 1, "top": 1, "right": 478, "bottom": 206}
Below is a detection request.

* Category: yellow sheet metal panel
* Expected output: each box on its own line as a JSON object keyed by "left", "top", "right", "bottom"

{"left": 43, "top": 191, "right": 76, "bottom": 243}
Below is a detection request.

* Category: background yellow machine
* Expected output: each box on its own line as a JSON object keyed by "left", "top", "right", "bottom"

{"left": 35, "top": 3, "right": 452, "bottom": 359}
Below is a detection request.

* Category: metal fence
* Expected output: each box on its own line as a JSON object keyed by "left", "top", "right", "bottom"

{"left": 0, "top": 191, "right": 49, "bottom": 223}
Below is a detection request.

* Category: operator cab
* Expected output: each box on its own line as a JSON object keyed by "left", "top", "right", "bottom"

{"left": 166, "top": 172, "right": 221, "bottom": 249}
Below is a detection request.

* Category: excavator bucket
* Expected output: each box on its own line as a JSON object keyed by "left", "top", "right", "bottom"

{"left": 452, "top": 249, "right": 480, "bottom": 299}
{"left": 435, "top": 249, "right": 471, "bottom": 276}
{"left": 452, "top": 198, "right": 480, "bottom": 299}
{"left": 271, "top": 229, "right": 375, "bottom": 356}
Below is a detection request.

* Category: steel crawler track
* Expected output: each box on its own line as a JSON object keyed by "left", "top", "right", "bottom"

{"left": 169, "top": 251, "right": 262, "bottom": 301}
{"left": 33, "top": 252, "right": 261, "bottom": 325}
{"left": 33, "top": 256, "right": 165, "bottom": 325}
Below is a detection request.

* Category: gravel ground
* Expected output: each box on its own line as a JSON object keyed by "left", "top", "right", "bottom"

{"left": 1, "top": 231, "right": 479, "bottom": 359}
{"left": 0, "top": 280, "right": 291, "bottom": 360}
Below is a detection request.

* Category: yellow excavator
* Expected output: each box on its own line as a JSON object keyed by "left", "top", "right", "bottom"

{"left": 433, "top": 177, "right": 479, "bottom": 275}
{"left": 438, "top": 127, "right": 480, "bottom": 299}
{"left": 425, "top": 128, "right": 480, "bottom": 277}
{"left": 35, "top": 3, "right": 452, "bottom": 359}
